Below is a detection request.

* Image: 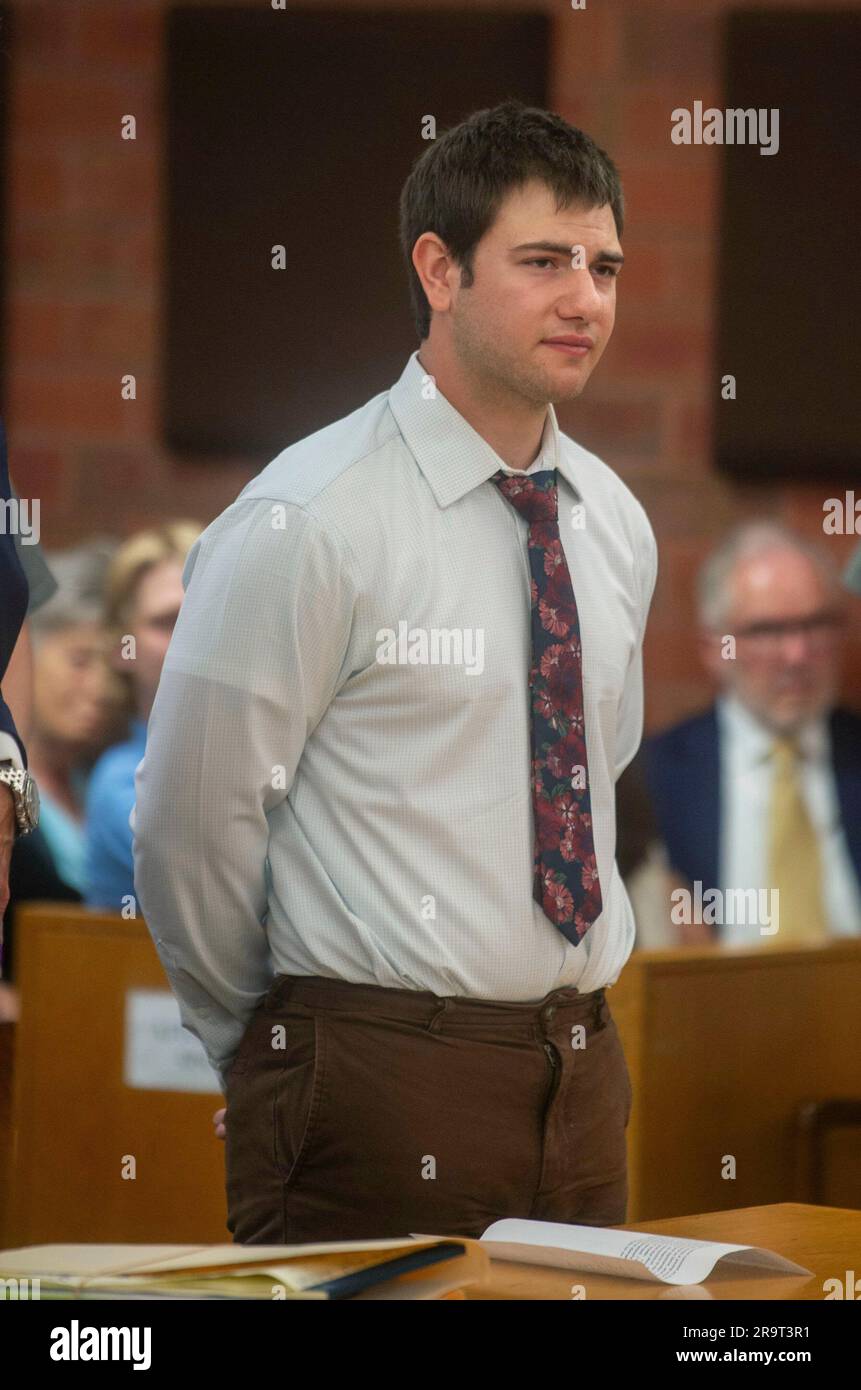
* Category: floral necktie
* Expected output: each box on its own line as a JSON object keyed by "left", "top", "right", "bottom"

{"left": 491, "top": 467, "right": 603, "bottom": 944}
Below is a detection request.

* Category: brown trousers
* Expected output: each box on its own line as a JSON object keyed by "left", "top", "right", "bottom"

{"left": 225, "top": 974, "right": 632, "bottom": 1245}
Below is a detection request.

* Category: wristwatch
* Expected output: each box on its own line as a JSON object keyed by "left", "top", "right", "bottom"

{"left": 0, "top": 760, "right": 40, "bottom": 835}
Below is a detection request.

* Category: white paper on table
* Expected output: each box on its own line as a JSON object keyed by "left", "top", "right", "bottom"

{"left": 412, "top": 1219, "right": 812, "bottom": 1286}
{"left": 124, "top": 989, "right": 221, "bottom": 1093}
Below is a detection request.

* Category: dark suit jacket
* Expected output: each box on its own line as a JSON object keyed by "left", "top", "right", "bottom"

{"left": 643, "top": 704, "right": 861, "bottom": 929}
{"left": 0, "top": 417, "right": 29, "bottom": 765}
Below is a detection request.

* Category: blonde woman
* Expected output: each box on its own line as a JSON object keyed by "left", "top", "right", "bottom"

{"left": 83, "top": 521, "right": 201, "bottom": 911}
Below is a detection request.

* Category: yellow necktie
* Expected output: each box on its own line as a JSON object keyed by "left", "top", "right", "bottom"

{"left": 766, "top": 734, "right": 828, "bottom": 943}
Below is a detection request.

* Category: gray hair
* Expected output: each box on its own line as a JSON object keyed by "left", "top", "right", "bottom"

{"left": 29, "top": 538, "right": 118, "bottom": 642}
{"left": 696, "top": 520, "right": 843, "bottom": 630}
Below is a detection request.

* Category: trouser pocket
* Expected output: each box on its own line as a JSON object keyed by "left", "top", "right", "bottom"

{"left": 273, "top": 1013, "right": 327, "bottom": 1188}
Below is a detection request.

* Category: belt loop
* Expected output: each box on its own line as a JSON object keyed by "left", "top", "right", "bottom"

{"left": 426, "top": 998, "right": 450, "bottom": 1033}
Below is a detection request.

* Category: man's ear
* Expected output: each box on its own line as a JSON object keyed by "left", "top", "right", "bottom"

{"left": 411, "top": 232, "right": 457, "bottom": 318}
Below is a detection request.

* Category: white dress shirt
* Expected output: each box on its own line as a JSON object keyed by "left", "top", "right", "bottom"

{"left": 132, "top": 349, "right": 658, "bottom": 1085}
{"left": 717, "top": 692, "right": 861, "bottom": 942}
{"left": 0, "top": 733, "right": 23, "bottom": 767}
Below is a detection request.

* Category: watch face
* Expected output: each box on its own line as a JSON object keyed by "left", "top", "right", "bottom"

{"left": 23, "top": 773, "right": 40, "bottom": 828}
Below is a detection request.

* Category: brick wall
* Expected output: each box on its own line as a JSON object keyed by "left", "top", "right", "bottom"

{"left": 6, "top": 0, "right": 860, "bottom": 730}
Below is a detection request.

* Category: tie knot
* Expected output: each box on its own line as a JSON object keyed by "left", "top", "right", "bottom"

{"left": 770, "top": 733, "right": 802, "bottom": 770}
{"left": 491, "top": 468, "right": 558, "bottom": 526}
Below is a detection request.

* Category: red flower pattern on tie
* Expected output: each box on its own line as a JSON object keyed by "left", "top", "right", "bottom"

{"left": 492, "top": 468, "right": 603, "bottom": 944}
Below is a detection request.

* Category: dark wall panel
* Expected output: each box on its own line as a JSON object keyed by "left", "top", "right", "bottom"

{"left": 165, "top": 7, "right": 548, "bottom": 457}
{"left": 717, "top": 11, "right": 861, "bottom": 482}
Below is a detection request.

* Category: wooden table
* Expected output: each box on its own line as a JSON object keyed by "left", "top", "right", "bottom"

{"left": 466, "top": 1203, "right": 860, "bottom": 1299}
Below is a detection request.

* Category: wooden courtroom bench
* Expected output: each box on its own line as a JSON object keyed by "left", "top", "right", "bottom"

{"left": 4, "top": 906, "right": 860, "bottom": 1246}
{"left": 3, "top": 903, "right": 227, "bottom": 1248}
{"left": 611, "top": 938, "right": 861, "bottom": 1221}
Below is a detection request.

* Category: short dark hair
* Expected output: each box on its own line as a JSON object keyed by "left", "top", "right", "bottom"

{"left": 398, "top": 99, "right": 625, "bottom": 341}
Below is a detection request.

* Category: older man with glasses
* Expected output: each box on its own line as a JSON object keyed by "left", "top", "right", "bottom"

{"left": 644, "top": 520, "right": 860, "bottom": 947}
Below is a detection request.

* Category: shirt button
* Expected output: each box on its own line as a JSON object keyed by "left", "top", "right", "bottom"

{"left": 542, "top": 1005, "right": 556, "bottom": 1021}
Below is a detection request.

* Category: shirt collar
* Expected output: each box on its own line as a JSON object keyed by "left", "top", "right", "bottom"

{"left": 387, "top": 349, "right": 583, "bottom": 508}
{"left": 496, "top": 411, "right": 555, "bottom": 476}
{"left": 716, "top": 691, "right": 828, "bottom": 764}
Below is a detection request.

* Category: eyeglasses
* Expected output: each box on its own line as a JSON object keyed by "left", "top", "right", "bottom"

{"left": 733, "top": 613, "right": 845, "bottom": 651}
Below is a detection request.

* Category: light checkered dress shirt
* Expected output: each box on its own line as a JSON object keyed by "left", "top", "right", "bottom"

{"left": 132, "top": 349, "right": 658, "bottom": 1086}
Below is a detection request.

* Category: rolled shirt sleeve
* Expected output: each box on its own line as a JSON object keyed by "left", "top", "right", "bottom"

{"left": 132, "top": 496, "right": 357, "bottom": 1082}
{"left": 0, "top": 728, "right": 24, "bottom": 768}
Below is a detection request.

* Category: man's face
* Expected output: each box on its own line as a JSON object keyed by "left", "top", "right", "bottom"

{"left": 447, "top": 178, "right": 622, "bottom": 406}
{"left": 700, "top": 548, "right": 844, "bottom": 733}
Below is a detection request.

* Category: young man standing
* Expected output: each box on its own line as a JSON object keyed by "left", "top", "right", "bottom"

{"left": 134, "top": 100, "right": 658, "bottom": 1243}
